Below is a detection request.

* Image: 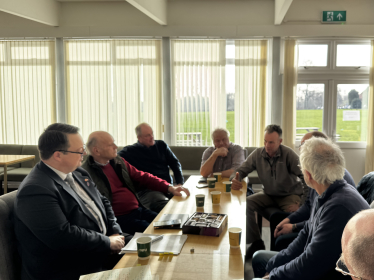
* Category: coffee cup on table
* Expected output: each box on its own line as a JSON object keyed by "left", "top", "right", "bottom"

{"left": 223, "top": 181, "right": 232, "bottom": 192}
{"left": 228, "top": 227, "right": 242, "bottom": 248}
{"left": 211, "top": 191, "right": 221, "bottom": 204}
{"left": 207, "top": 178, "right": 216, "bottom": 188}
{"left": 195, "top": 194, "right": 205, "bottom": 207}
{"left": 136, "top": 237, "right": 152, "bottom": 260}
{"left": 213, "top": 172, "right": 222, "bottom": 182}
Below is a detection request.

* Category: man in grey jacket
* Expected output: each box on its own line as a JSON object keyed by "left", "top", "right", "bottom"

{"left": 230, "top": 124, "right": 307, "bottom": 258}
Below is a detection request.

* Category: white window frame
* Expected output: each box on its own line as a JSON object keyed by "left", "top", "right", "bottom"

{"left": 297, "top": 39, "right": 370, "bottom": 148}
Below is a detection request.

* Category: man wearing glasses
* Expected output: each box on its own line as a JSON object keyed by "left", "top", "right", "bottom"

{"left": 336, "top": 209, "right": 374, "bottom": 280}
{"left": 14, "top": 123, "right": 125, "bottom": 280}
{"left": 251, "top": 137, "right": 369, "bottom": 280}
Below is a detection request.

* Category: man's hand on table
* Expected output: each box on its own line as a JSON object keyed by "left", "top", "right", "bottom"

{"left": 231, "top": 172, "right": 243, "bottom": 190}
{"left": 168, "top": 185, "right": 190, "bottom": 197}
{"left": 109, "top": 234, "right": 125, "bottom": 254}
{"left": 262, "top": 273, "right": 270, "bottom": 279}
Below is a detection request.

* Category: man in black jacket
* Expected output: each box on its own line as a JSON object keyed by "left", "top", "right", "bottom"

{"left": 118, "top": 123, "right": 184, "bottom": 212}
{"left": 14, "top": 123, "right": 124, "bottom": 280}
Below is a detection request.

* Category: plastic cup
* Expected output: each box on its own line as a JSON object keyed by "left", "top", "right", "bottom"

{"left": 211, "top": 191, "right": 221, "bottom": 204}
{"left": 223, "top": 181, "right": 232, "bottom": 192}
{"left": 195, "top": 194, "right": 205, "bottom": 207}
{"left": 228, "top": 227, "right": 242, "bottom": 248}
{"left": 213, "top": 172, "right": 222, "bottom": 182}
{"left": 207, "top": 178, "right": 216, "bottom": 188}
{"left": 136, "top": 237, "right": 152, "bottom": 260}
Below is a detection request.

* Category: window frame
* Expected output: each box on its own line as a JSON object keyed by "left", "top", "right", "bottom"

{"left": 297, "top": 39, "right": 370, "bottom": 147}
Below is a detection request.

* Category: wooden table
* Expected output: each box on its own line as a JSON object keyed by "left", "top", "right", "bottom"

{"left": 114, "top": 176, "right": 247, "bottom": 279}
{"left": 0, "top": 155, "right": 35, "bottom": 194}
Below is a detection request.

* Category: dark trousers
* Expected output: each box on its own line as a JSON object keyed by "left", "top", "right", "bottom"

{"left": 137, "top": 189, "right": 171, "bottom": 213}
{"left": 116, "top": 207, "right": 158, "bottom": 235}
{"left": 270, "top": 211, "right": 299, "bottom": 251}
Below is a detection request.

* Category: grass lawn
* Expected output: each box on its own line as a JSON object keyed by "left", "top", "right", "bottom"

{"left": 176, "top": 109, "right": 367, "bottom": 144}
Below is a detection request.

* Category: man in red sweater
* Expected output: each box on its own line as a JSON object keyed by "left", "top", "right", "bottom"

{"left": 82, "top": 131, "right": 190, "bottom": 235}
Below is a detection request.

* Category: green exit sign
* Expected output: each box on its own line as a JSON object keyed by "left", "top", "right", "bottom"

{"left": 322, "top": 11, "right": 346, "bottom": 23}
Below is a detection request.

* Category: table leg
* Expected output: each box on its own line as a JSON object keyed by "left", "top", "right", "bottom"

{"left": 3, "top": 165, "right": 7, "bottom": 194}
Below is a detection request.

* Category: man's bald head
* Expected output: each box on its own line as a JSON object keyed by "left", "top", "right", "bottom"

{"left": 136, "top": 123, "right": 155, "bottom": 147}
{"left": 301, "top": 131, "right": 328, "bottom": 145}
{"left": 86, "top": 131, "right": 118, "bottom": 163}
{"left": 342, "top": 209, "right": 374, "bottom": 280}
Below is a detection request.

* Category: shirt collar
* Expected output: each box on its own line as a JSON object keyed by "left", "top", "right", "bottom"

{"left": 94, "top": 160, "right": 109, "bottom": 167}
{"left": 44, "top": 162, "right": 69, "bottom": 181}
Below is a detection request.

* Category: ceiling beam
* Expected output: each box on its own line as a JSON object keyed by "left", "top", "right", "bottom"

{"left": 0, "top": 0, "right": 60, "bottom": 26}
{"left": 274, "top": 0, "right": 293, "bottom": 25}
{"left": 126, "top": 0, "right": 167, "bottom": 25}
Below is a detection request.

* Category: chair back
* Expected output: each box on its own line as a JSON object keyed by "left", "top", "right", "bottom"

{"left": 0, "top": 191, "right": 21, "bottom": 280}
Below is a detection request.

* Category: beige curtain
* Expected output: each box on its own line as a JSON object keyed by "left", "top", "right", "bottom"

{"left": 235, "top": 40, "right": 268, "bottom": 147}
{"left": 365, "top": 40, "right": 374, "bottom": 173}
{"left": 65, "top": 39, "right": 162, "bottom": 145}
{"left": 172, "top": 39, "right": 226, "bottom": 146}
{"left": 0, "top": 40, "right": 56, "bottom": 144}
{"left": 281, "top": 40, "right": 298, "bottom": 149}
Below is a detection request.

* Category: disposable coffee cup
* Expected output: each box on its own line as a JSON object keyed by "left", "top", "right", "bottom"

{"left": 207, "top": 178, "right": 216, "bottom": 188}
{"left": 213, "top": 172, "right": 222, "bottom": 182}
{"left": 195, "top": 194, "right": 205, "bottom": 207}
{"left": 211, "top": 191, "right": 221, "bottom": 204}
{"left": 223, "top": 181, "right": 232, "bottom": 192}
{"left": 136, "top": 237, "right": 152, "bottom": 260}
{"left": 228, "top": 227, "right": 242, "bottom": 248}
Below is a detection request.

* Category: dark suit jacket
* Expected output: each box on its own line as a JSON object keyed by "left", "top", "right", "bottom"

{"left": 14, "top": 161, "right": 122, "bottom": 280}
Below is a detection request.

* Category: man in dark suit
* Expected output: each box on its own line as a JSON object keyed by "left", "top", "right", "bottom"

{"left": 14, "top": 123, "right": 125, "bottom": 280}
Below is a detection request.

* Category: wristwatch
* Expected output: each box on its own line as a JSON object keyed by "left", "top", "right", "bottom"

{"left": 292, "top": 224, "right": 297, "bottom": 232}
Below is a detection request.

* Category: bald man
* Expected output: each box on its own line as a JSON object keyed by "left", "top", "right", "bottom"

{"left": 81, "top": 131, "right": 190, "bottom": 236}
{"left": 339, "top": 209, "right": 374, "bottom": 280}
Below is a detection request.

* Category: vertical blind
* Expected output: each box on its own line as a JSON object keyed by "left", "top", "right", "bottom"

{"left": 65, "top": 39, "right": 162, "bottom": 145}
{"left": 235, "top": 40, "right": 268, "bottom": 147}
{"left": 0, "top": 40, "right": 56, "bottom": 144}
{"left": 172, "top": 39, "right": 226, "bottom": 146}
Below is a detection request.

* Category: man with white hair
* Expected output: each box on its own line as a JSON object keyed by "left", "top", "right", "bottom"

{"left": 338, "top": 209, "right": 374, "bottom": 280}
{"left": 200, "top": 128, "right": 245, "bottom": 178}
{"left": 251, "top": 137, "right": 369, "bottom": 280}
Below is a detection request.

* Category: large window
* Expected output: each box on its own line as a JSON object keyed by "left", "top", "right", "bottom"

{"left": 172, "top": 39, "right": 268, "bottom": 147}
{"left": 0, "top": 40, "right": 56, "bottom": 144}
{"left": 65, "top": 39, "right": 162, "bottom": 145}
{"left": 297, "top": 40, "right": 370, "bottom": 143}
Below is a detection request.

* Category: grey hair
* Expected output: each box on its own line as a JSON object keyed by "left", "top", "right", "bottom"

{"left": 264, "top": 124, "right": 282, "bottom": 139}
{"left": 86, "top": 137, "right": 97, "bottom": 155}
{"left": 211, "top": 128, "right": 230, "bottom": 140}
{"left": 135, "top": 123, "right": 150, "bottom": 137}
{"left": 299, "top": 137, "right": 345, "bottom": 186}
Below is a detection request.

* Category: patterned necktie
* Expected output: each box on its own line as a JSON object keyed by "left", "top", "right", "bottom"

{"left": 65, "top": 173, "right": 107, "bottom": 235}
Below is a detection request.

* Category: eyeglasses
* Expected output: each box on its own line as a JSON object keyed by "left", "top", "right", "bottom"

{"left": 298, "top": 142, "right": 305, "bottom": 150}
{"left": 335, "top": 257, "right": 362, "bottom": 279}
{"left": 55, "top": 146, "right": 86, "bottom": 156}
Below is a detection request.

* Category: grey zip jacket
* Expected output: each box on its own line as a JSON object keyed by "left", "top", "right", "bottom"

{"left": 230, "top": 145, "right": 308, "bottom": 201}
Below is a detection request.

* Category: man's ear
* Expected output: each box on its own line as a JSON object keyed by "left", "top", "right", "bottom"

{"left": 304, "top": 170, "right": 312, "bottom": 181}
{"left": 279, "top": 138, "right": 283, "bottom": 145}
{"left": 52, "top": 151, "right": 62, "bottom": 162}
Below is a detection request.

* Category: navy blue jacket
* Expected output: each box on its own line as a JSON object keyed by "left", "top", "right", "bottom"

{"left": 14, "top": 162, "right": 121, "bottom": 280}
{"left": 266, "top": 180, "right": 369, "bottom": 280}
{"left": 118, "top": 140, "right": 184, "bottom": 185}
{"left": 288, "top": 169, "right": 356, "bottom": 230}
